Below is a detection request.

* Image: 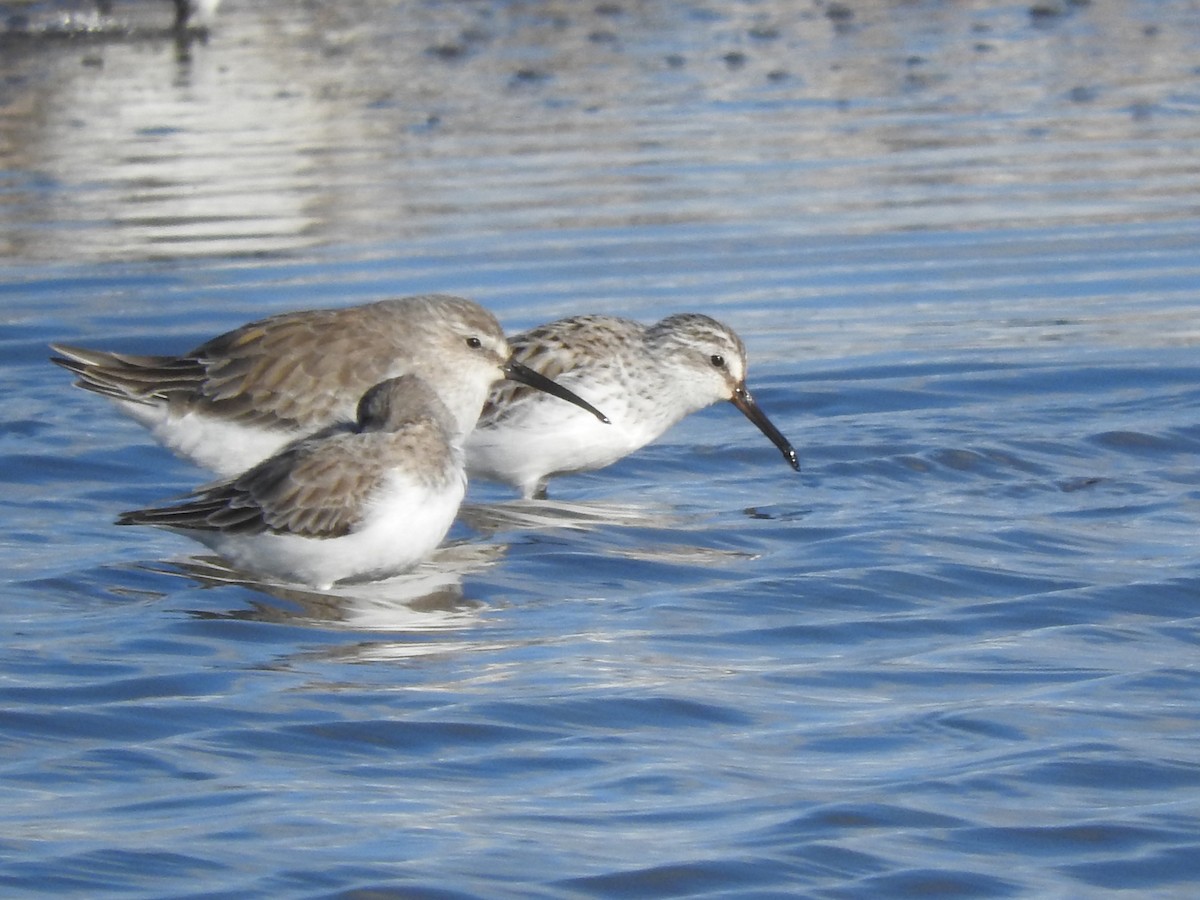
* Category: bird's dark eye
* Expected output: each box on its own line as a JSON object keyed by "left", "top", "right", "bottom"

{"left": 710, "top": 354, "right": 725, "bottom": 368}
{"left": 466, "top": 336, "right": 483, "bottom": 350}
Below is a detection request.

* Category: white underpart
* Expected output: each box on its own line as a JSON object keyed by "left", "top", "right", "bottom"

{"left": 176, "top": 470, "right": 467, "bottom": 590}
{"left": 116, "top": 398, "right": 302, "bottom": 478}
{"left": 467, "top": 376, "right": 704, "bottom": 498}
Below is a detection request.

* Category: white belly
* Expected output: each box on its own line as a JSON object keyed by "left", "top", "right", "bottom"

{"left": 118, "top": 398, "right": 302, "bottom": 477}
{"left": 180, "top": 473, "right": 467, "bottom": 590}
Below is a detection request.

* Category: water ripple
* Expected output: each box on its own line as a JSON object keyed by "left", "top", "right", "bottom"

{"left": 2, "top": 1, "right": 1200, "bottom": 896}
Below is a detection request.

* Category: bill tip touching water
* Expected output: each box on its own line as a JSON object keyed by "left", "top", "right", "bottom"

{"left": 730, "top": 384, "right": 801, "bottom": 472}
{"left": 467, "top": 311, "right": 800, "bottom": 498}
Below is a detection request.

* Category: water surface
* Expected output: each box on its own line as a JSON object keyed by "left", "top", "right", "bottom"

{"left": 2, "top": 0, "right": 1199, "bottom": 896}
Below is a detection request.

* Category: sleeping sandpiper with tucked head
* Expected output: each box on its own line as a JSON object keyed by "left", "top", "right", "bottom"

{"left": 120, "top": 375, "right": 472, "bottom": 589}
{"left": 466, "top": 313, "right": 800, "bottom": 499}
{"left": 52, "top": 294, "right": 608, "bottom": 478}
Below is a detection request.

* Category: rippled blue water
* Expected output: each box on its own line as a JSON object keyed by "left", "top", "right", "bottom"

{"left": 3, "top": 1, "right": 1200, "bottom": 896}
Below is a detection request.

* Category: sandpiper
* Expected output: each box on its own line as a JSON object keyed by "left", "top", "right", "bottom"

{"left": 119, "top": 375, "right": 469, "bottom": 589}
{"left": 466, "top": 313, "right": 799, "bottom": 499}
{"left": 52, "top": 294, "right": 608, "bottom": 478}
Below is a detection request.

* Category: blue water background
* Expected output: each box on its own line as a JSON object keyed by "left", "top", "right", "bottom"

{"left": 2, "top": 1, "right": 1199, "bottom": 896}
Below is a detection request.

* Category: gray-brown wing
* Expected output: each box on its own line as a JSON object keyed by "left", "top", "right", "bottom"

{"left": 189, "top": 306, "right": 401, "bottom": 429}
{"left": 55, "top": 302, "right": 406, "bottom": 430}
{"left": 244, "top": 432, "right": 389, "bottom": 536}
{"left": 117, "top": 430, "right": 385, "bottom": 538}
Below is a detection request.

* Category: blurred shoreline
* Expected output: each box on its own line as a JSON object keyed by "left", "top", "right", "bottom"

{"left": 1, "top": 0, "right": 1197, "bottom": 263}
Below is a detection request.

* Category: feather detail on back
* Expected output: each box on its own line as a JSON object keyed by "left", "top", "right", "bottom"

{"left": 479, "top": 316, "right": 641, "bottom": 427}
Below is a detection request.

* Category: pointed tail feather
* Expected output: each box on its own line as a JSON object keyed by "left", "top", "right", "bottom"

{"left": 50, "top": 343, "right": 205, "bottom": 403}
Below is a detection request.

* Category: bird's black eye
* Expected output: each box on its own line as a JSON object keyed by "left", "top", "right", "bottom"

{"left": 710, "top": 354, "right": 725, "bottom": 368}
{"left": 466, "top": 336, "right": 483, "bottom": 350}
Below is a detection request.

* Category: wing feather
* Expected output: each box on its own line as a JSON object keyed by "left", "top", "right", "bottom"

{"left": 117, "top": 414, "right": 461, "bottom": 540}
{"left": 116, "top": 430, "right": 379, "bottom": 538}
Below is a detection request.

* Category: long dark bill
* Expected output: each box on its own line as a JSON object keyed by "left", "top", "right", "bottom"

{"left": 730, "top": 385, "right": 800, "bottom": 471}
{"left": 504, "top": 360, "right": 611, "bottom": 424}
